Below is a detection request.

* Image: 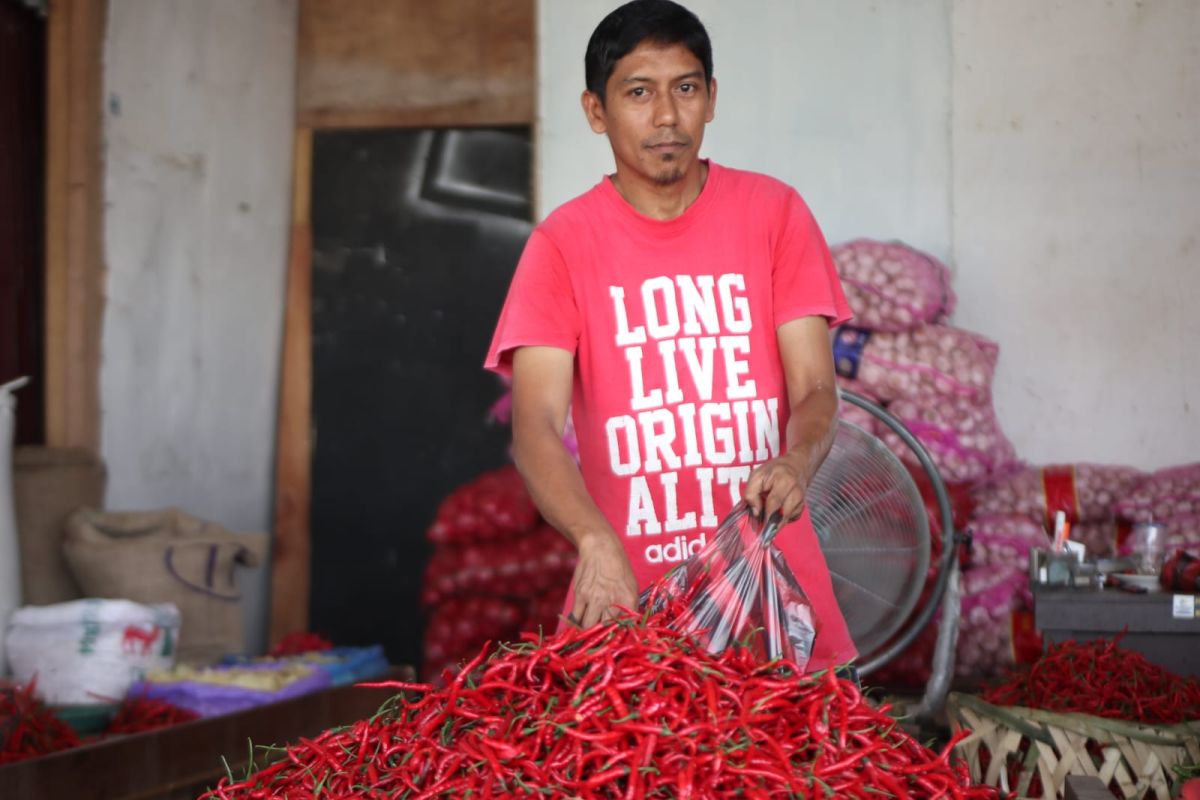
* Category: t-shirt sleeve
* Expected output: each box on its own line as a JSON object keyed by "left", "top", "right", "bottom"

{"left": 484, "top": 228, "right": 581, "bottom": 377}
{"left": 771, "top": 189, "right": 854, "bottom": 330}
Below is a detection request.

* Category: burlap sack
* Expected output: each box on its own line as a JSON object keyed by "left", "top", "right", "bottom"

{"left": 12, "top": 446, "right": 106, "bottom": 605}
{"left": 62, "top": 507, "right": 267, "bottom": 664}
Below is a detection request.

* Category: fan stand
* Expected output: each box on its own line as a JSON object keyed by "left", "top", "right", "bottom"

{"left": 839, "top": 390, "right": 965, "bottom": 721}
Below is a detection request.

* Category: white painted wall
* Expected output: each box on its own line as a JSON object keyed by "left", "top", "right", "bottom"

{"left": 950, "top": 0, "right": 1200, "bottom": 468}
{"left": 538, "top": 0, "right": 1200, "bottom": 470}
{"left": 101, "top": 0, "right": 297, "bottom": 654}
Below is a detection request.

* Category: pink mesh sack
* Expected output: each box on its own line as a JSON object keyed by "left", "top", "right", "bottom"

{"left": 1072, "top": 519, "right": 1121, "bottom": 559}
{"left": 973, "top": 463, "right": 1145, "bottom": 530}
{"left": 421, "top": 523, "right": 576, "bottom": 607}
{"left": 955, "top": 564, "right": 1028, "bottom": 682}
{"left": 833, "top": 324, "right": 998, "bottom": 405}
{"left": 835, "top": 383, "right": 881, "bottom": 433}
{"left": 1115, "top": 463, "right": 1200, "bottom": 522}
{"left": 877, "top": 394, "right": 1018, "bottom": 484}
{"left": 967, "top": 513, "right": 1047, "bottom": 589}
{"left": 831, "top": 239, "right": 956, "bottom": 332}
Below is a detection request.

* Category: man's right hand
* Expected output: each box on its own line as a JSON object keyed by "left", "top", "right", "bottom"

{"left": 570, "top": 530, "right": 639, "bottom": 628}
{"left": 509, "top": 346, "right": 640, "bottom": 629}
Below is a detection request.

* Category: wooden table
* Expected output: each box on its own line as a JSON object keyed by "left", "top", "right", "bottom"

{"left": 0, "top": 668, "right": 411, "bottom": 800}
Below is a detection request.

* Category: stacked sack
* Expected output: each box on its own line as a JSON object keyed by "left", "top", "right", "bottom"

{"left": 831, "top": 242, "right": 1197, "bottom": 685}
{"left": 973, "top": 464, "right": 1146, "bottom": 559}
{"left": 420, "top": 466, "right": 575, "bottom": 681}
{"left": 832, "top": 240, "right": 1018, "bottom": 485}
{"left": 955, "top": 463, "right": 1172, "bottom": 681}
{"left": 1115, "top": 463, "right": 1200, "bottom": 554}
{"left": 831, "top": 240, "right": 1023, "bottom": 686}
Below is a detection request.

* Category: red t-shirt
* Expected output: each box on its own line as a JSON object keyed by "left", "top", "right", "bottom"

{"left": 485, "top": 161, "right": 857, "bottom": 669}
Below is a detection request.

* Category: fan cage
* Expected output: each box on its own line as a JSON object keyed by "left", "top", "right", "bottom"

{"left": 835, "top": 390, "right": 958, "bottom": 675}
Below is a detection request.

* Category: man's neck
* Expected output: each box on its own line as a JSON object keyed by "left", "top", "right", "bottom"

{"left": 611, "top": 160, "right": 709, "bottom": 221}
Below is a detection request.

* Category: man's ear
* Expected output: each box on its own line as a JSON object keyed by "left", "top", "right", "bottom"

{"left": 705, "top": 77, "right": 717, "bottom": 123}
{"left": 581, "top": 90, "right": 608, "bottom": 134}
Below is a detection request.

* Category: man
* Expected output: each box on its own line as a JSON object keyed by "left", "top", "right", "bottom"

{"left": 485, "top": 0, "right": 857, "bottom": 672}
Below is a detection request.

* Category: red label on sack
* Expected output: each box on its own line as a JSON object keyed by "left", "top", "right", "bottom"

{"left": 1040, "top": 465, "right": 1081, "bottom": 531}
{"left": 1009, "top": 610, "right": 1042, "bottom": 665}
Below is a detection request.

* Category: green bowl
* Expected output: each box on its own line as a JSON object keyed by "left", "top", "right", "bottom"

{"left": 52, "top": 703, "right": 119, "bottom": 736}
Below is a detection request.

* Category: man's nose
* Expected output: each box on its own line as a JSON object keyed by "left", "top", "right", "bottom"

{"left": 653, "top": 93, "right": 677, "bottom": 126}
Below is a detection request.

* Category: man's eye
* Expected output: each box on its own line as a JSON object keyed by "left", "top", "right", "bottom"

{"left": 630, "top": 87, "right": 647, "bottom": 97}
{"left": 678, "top": 83, "right": 695, "bottom": 93}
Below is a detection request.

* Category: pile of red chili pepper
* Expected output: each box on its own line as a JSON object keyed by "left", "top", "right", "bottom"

{"left": 0, "top": 679, "right": 81, "bottom": 765}
{"left": 200, "top": 607, "right": 1001, "bottom": 798}
{"left": 1, "top": 681, "right": 201, "bottom": 764}
{"left": 982, "top": 636, "right": 1200, "bottom": 724}
{"left": 106, "top": 696, "right": 200, "bottom": 735}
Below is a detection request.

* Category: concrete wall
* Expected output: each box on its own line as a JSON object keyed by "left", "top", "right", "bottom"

{"left": 539, "top": 0, "right": 1199, "bottom": 470}
{"left": 950, "top": 0, "right": 1200, "bottom": 467}
{"left": 101, "top": 0, "right": 297, "bottom": 653}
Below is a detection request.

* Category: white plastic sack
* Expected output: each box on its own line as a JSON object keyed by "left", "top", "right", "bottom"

{"left": 0, "top": 376, "right": 29, "bottom": 676}
{"left": 5, "top": 598, "right": 181, "bottom": 705}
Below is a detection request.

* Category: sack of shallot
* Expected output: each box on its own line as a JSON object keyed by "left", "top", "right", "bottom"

{"left": 1113, "top": 464, "right": 1200, "bottom": 555}
{"left": 426, "top": 466, "right": 539, "bottom": 545}
{"left": 955, "top": 565, "right": 1035, "bottom": 682}
{"left": 831, "top": 239, "right": 956, "bottom": 332}
{"left": 835, "top": 384, "right": 882, "bottom": 433}
{"left": 421, "top": 524, "right": 576, "bottom": 606}
{"left": 421, "top": 595, "right": 526, "bottom": 682}
{"left": 833, "top": 324, "right": 998, "bottom": 405}
{"left": 972, "top": 463, "right": 1144, "bottom": 529}
{"left": 1115, "top": 463, "right": 1200, "bottom": 522}
{"left": 966, "top": 513, "right": 1047, "bottom": 591}
{"left": 1070, "top": 519, "right": 1121, "bottom": 559}
{"left": 877, "top": 393, "right": 1019, "bottom": 484}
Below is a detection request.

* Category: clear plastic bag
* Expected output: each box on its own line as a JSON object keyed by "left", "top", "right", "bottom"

{"left": 640, "top": 503, "right": 819, "bottom": 669}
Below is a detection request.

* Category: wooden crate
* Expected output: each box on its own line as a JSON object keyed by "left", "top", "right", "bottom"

{"left": 0, "top": 667, "right": 411, "bottom": 800}
{"left": 948, "top": 692, "right": 1200, "bottom": 800}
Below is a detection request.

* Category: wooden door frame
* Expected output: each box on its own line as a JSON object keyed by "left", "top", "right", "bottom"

{"left": 268, "top": 0, "right": 536, "bottom": 646}
{"left": 44, "top": 0, "right": 107, "bottom": 453}
{"left": 270, "top": 127, "right": 314, "bottom": 646}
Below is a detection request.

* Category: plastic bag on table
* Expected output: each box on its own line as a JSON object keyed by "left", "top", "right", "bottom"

{"left": 639, "top": 503, "right": 820, "bottom": 669}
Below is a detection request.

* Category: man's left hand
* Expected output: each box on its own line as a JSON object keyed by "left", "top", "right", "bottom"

{"left": 744, "top": 453, "right": 808, "bottom": 522}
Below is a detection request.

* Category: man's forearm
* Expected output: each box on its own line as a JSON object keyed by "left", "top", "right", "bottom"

{"left": 512, "top": 423, "right": 617, "bottom": 550}
{"left": 781, "top": 382, "right": 840, "bottom": 487}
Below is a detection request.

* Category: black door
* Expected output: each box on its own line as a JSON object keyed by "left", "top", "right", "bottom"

{"left": 308, "top": 128, "right": 532, "bottom": 668}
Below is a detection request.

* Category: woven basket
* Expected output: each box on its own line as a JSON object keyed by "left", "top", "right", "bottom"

{"left": 948, "top": 692, "right": 1200, "bottom": 799}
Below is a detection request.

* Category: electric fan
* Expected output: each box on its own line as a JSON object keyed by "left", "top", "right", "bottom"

{"left": 808, "top": 390, "right": 962, "bottom": 713}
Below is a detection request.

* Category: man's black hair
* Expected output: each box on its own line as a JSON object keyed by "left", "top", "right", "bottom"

{"left": 584, "top": 0, "right": 713, "bottom": 104}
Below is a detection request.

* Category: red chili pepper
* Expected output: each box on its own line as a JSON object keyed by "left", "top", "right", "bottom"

{"left": 105, "top": 696, "right": 199, "bottom": 735}
{"left": 983, "top": 635, "right": 1200, "bottom": 724}
{"left": 0, "top": 679, "right": 81, "bottom": 764}
{"left": 197, "top": 597, "right": 1003, "bottom": 799}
